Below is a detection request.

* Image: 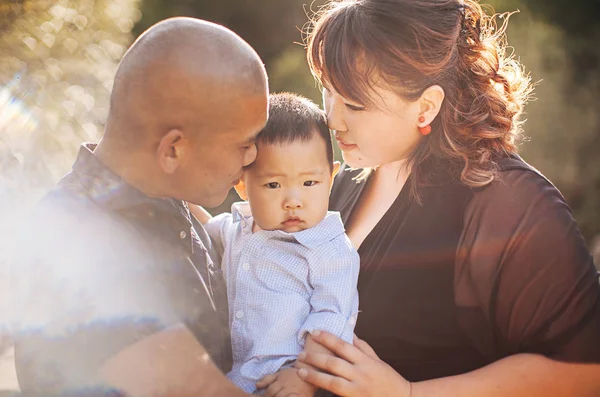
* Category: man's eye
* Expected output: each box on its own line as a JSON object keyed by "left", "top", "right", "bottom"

{"left": 265, "top": 182, "right": 280, "bottom": 189}
{"left": 304, "top": 181, "right": 318, "bottom": 187}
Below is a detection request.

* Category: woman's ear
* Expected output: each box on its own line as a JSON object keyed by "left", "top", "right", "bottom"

{"left": 418, "top": 85, "right": 445, "bottom": 125}
{"left": 157, "top": 129, "right": 186, "bottom": 174}
{"left": 234, "top": 178, "right": 248, "bottom": 201}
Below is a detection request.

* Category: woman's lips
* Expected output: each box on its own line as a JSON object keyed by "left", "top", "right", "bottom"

{"left": 336, "top": 139, "right": 357, "bottom": 151}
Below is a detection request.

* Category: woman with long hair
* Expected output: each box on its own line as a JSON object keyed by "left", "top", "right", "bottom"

{"left": 262, "top": 0, "right": 600, "bottom": 395}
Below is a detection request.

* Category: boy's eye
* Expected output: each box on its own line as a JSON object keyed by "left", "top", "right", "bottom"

{"left": 304, "top": 181, "right": 318, "bottom": 187}
{"left": 265, "top": 182, "right": 280, "bottom": 189}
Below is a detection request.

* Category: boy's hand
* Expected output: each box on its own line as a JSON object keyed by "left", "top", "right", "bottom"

{"left": 257, "top": 367, "right": 317, "bottom": 397}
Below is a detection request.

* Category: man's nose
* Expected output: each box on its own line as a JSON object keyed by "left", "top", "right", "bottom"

{"left": 242, "top": 144, "right": 257, "bottom": 167}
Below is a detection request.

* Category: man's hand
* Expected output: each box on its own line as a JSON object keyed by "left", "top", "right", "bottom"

{"left": 257, "top": 367, "right": 317, "bottom": 397}
{"left": 97, "top": 324, "right": 247, "bottom": 397}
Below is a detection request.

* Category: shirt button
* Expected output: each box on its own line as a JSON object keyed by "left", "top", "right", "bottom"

{"left": 348, "top": 316, "right": 356, "bottom": 325}
{"left": 236, "top": 310, "right": 244, "bottom": 319}
{"left": 180, "top": 230, "right": 187, "bottom": 239}
{"left": 242, "top": 262, "right": 250, "bottom": 270}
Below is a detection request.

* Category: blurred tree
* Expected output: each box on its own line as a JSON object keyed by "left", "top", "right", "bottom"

{"left": 489, "top": 0, "right": 600, "bottom": 244}
{"left": 522, "top": 0, "right": 600, "bottom": 243}
{"left": 0, "top": 0, "right": 142, "bottom": 241}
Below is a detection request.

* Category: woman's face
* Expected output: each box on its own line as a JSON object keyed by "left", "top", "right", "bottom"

{"left": 322, "top": 82, "right": 424, "bottom": 169}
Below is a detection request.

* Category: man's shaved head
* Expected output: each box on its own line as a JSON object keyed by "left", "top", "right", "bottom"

{"left": 96, "top": 17, "right": 269, "bottom": 207}
{"left": 105, "top": 17, "right": 268, "bottom": 146}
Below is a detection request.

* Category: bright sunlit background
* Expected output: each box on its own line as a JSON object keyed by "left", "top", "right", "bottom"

{"left": 0, "top": 0, "right": 599, "bottom": 392}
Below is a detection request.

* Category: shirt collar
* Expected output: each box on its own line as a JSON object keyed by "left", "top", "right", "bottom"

{"left": 230, "top": 201, "right": 346, "bottom": 248}
{"left": 71, "top": 143, "right": 192, "bottom": 226}
{"left": 291, "top": 212, "right": 346, "bottom": 248}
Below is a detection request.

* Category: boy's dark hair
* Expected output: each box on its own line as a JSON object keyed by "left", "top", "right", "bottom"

{"left": 258, "top": 92, "right": 333, "bottom": 168}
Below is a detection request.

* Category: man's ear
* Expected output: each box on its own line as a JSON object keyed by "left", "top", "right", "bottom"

{"left": 329, "top": 161, "right": 341, "bottom": 191}
{"left": 157, "top": 129, "right": 186, "bottom": 174}
{"left": 234, "top": 178, "right": 248, "bottom": 201}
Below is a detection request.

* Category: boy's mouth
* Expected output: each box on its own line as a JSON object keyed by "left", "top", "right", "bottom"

{"left": 282, "top": 216, "right": 303, "bottom": 227}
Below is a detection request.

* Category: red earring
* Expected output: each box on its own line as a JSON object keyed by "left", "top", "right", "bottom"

{"left": 418, "top": 116, "right": 432, "bottom": 136}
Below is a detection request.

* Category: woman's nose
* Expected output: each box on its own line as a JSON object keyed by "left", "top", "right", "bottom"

{"left": 323, "top": 91, "right": 348, "bottom": 133}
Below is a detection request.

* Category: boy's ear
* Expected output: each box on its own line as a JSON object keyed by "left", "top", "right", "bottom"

{"left": 329, "top": 161, "right": 341, "bottom": 191}
{"left": 234, "top": 179, "right": 248, "bottom": 201}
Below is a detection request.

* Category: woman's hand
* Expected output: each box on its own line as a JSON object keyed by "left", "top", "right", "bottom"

{"left": 296, "top": 331, "right": 411, "bottom": 397}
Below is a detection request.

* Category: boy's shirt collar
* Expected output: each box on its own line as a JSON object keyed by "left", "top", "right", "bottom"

{"left": 230, "top": 201, "right": 346, "bottom": 248}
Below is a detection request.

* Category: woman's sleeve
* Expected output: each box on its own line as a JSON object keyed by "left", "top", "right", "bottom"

{"left": 456, "top": 168, "right": 600, "bottom": 362}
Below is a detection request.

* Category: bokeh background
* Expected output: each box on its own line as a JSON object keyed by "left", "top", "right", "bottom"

{"left": 0, "top": 0, "right": 599, "bottom": 391}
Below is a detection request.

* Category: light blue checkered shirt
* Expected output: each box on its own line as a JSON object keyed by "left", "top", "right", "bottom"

{"left": 205, "top": 202, "right": 359, "bottom": 393}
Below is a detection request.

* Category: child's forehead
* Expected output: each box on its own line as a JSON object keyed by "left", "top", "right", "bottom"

{"left": 251, "top": 140, "right": 331, "bottom": 174}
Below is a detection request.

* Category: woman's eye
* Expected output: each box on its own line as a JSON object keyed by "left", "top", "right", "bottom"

{"left": 304, "top": 181, "right": 318, "bottom": 187}
{"left": 344, "top": 103, "right": 365, "bottom": 112}
{"left": 265, "top": 182, "right": 280, "bottom": 189}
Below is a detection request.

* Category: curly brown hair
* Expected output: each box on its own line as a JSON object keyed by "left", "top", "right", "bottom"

{"left": 305, "top": 0, "right": 533, "bottom": 198}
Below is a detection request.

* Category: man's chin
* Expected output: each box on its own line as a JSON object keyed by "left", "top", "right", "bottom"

{"left": 204, "top": 190, "right": 233, "bottom": 209}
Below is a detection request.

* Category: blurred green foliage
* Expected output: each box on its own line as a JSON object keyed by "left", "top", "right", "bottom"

{"left": 489, "top": 0, "right": 600, "bottom": 244}
{"left": 0, "top": 0, "right": 141, "bottom": 206}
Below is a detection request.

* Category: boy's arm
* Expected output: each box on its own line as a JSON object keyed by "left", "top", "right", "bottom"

{"left": 297, "top": 245, "right": 360, "bottom": 346}
{"left": 188, "top": 203, "right": 213, "bottom": 224}
{"left": 256, "top": 336, "right": 327, "bottom": 397}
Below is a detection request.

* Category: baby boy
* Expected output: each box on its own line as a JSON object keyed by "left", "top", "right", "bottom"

{"left": 192, "top": 92, "right": 359, "bottom": 395}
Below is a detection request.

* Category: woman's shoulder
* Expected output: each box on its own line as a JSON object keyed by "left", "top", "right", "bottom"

{"left": 457, "top": 156, "right": 599, "bottom": 363}
{"left": 471, "top": 155, "right": 563, "bottom": 210}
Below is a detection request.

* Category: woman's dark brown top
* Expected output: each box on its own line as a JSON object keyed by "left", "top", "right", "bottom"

{"left": 329, "top": 155, "right": 600, "bottom": 381}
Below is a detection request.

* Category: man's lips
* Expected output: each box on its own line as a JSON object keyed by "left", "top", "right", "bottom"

{"left": 231, "top": 174, "right": 243, "bottom": 185}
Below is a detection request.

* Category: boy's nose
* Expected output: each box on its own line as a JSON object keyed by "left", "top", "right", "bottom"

{"left": 283, "top": 197, "right": 302, "bottom": 210}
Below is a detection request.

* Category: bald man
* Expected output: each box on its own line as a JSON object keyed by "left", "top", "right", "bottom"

{"left": 12, "top": 17, "right": 267, "bottom": 397}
